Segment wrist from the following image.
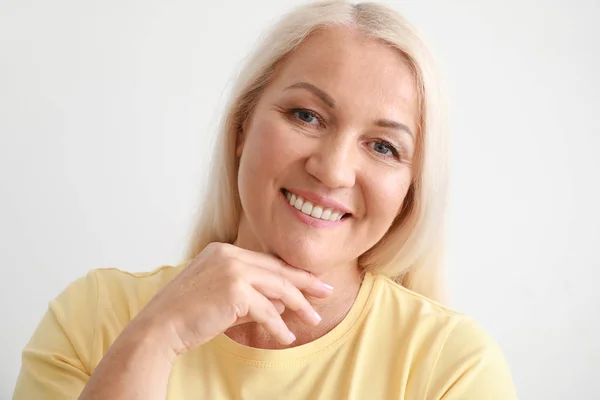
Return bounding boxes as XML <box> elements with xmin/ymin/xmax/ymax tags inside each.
<box><xmin>124</xmin><ymin>315</ymin><xmax>179</xmax><ymax>365</ymax></box>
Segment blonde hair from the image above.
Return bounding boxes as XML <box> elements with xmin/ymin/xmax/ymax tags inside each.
<box><xmin>185</xmin><ymin>0</ymin><xmax>449</xmax><ymax>302</ymax></box>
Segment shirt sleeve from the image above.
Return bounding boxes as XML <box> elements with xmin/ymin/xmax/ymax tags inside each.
<box><xmin>425</xmin><ymin>317</ymin><xmax>518</xmax><ymax>400</ymax></box>
<box><xmin>13</xmin><ymin>271</ymin><xmax>99</xmax><ymax>399</ymax></box>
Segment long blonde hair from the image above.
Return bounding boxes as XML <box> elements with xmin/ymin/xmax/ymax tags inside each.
<box><xmin>185</xmin><ymin>0</ymin><xmax>449</xmax><ymax>302</ymax></box>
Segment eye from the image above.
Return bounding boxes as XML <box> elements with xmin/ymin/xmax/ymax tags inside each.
<box><xmin>370</xmin><ymin>140</ymin><xmax>400</xmax><ymax>158</ymax></box>
<box><xmin>291</xmin><ymin>109</ymin><xmax>321</xmax><ymax>126</ymax></box>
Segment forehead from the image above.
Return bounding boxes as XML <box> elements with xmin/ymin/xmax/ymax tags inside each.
<box><xmin>269</xmin><ymin>26</ymin><xmax>418</xmax><ymax>118</ymax></box>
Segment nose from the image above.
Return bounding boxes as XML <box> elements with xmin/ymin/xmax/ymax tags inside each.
<box><xmin>305</xmin><ymin>133</ymin><xmax>357</xmax><ymax>189</ymax></box>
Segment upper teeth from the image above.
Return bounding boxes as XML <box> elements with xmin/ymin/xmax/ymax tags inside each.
<box><xmin>284</xmin><ymin>190</ymin><xmax>346</xmax><ymax>221</ymax></box>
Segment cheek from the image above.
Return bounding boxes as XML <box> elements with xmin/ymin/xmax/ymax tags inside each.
<box><xmin>364</xmin><ymin>171</ymin><xmax>412</xmax><ymax>222</ymax></box>
<box><xmin>239</xmin><ymin>116</ymin><xmax>300</xmax><ymax>187</ymax></box>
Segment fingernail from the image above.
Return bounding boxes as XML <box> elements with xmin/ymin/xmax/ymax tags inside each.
<box><xmin>314</xmin><ymin>311</ymin><xmax>322</xmax><ymax>322</ymax></box>
<box><xmin>321</xmin><ymin>283</ymin><xmax>334</xmax><ymax>291</ymax></box>
<box><xmin>290</xmin><ymin>332</ymin><xmax>297</xmax><ymax>342</ymax></box>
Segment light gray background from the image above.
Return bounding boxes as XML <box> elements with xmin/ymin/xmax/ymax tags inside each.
<box><xmin>1</xmin><ymin>0</ymin><xmax>599</xmax><ymax>398</ymax></box>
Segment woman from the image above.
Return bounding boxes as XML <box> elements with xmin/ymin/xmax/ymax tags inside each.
<box><xmin>14</xmin><ymin>1</ymin><xmax>517</xmax><ymax>398</ymax></box>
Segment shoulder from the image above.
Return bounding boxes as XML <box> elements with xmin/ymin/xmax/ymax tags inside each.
<box><xmin>371</xmin><ymin>276</ymin><xmax>517</xmax><ymax>400</ymax></box>
<box><xmin>14</xmin><ymin>262</ymin><xmax>187</xmax><ymax>396</ymax></box>
<box><xmin>425</xmin><ymin>315</ymin><xmax>517</xmax><ymax>398</ymax></box>
<box><xmin>91</xmin><ymin>263</ymin><xmax>185</xmax><ymax>311</ymax></box>
<box><xmin>370</xmin><ymin>273</ymin><xmax>465</xmax><ymax>334</ymax></box>
<box><xmin>55</xmin><ymin>262</ymin><xmax>186</xmax><ymax>362</ymax></box>
<box><xmin>57</xmin><ymin>263</ymin><xmax>185</xmax><ymax>317</ymax></box>
<box><xmin>372</xmin><ymin>272</ymin><xmax>510</xmax><ymax>358</ymax></box>
<box><xmin>368</xmin><ymin>274</ymin><xmax>517</xmax><ymax>398</ymax></box>
<box><xmin>364</xmin><ymin>274</ymin><xmax>475</xmax><ymax>363</ymax></box>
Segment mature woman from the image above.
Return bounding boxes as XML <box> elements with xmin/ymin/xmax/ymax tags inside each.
<box><xmin>14</xmin><ymin>1</ymin><xmax>517</xmax><ymax>399</ymax></box>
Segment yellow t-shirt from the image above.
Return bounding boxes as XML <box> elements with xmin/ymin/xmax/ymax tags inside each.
<box><xmin>14</xmin><ymin>264</ymin><xmax>517</xmax><ymax>399</ymax></box>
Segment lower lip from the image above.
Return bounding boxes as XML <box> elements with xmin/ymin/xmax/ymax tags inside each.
<box><xmin>281</xmin><ymin>191</ymin><xmax>347</xmax><ymax>228</ymax></box>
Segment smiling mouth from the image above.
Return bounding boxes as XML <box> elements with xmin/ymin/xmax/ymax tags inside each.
<box><xmin>281</xmin><ymin>189</ymin><xmax>351</xmax><ymax>221</ymax></box>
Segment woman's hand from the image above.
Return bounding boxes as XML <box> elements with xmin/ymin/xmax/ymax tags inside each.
<box><xmin>79</xmin><ymin>243</ymin><xmax>333</xmax><ymax>399</ymax></box>
<box><xmin>132</xmin><ymin>242</ymin><xmax>333</xmax><ymax>357</ymax></box>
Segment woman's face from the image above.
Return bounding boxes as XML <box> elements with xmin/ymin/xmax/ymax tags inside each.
<box><xmin>236</xmin><ymin>26</ymin><xmax>418</xmax><ymax>274</ymax></box>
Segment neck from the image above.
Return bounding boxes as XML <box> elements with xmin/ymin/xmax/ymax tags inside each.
<box><xmin>227</xmin><ymin>215</ymin><xmax>363</xmax><ymax>349</ymax></box>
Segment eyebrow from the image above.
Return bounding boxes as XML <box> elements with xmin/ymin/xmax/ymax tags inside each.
<box><xmin>375</xmin><ymin>119</ymin><xmax>414</xmax><ymax>138</ymax></box>
<box><xmin>284</xmin><ymin>82</ymin><xmax>336</xmax><ymax>108</ymax></box>
<box><xmin>284</xmin><ymin>81</ymin><xmax>414</xmax><ymax>138</ymax></box>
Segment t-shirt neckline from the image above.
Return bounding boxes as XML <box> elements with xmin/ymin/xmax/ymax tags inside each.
<box><xmin>210</xmin><ymin>272</ymin><xmax>377</xmax><ymax>366</ymax></box>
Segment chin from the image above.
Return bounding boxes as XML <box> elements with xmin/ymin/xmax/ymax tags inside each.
<box><xmin>270</xmin><ymin>238</ymin><xmax>341</xmax><ymax>275</ymax></box>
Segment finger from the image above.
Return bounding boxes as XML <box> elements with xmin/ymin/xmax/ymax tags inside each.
<box><xmin>278</xmin><ymin>265</ymin><xmax>334</xmax><ymax>299</ymax></box>
<box><xmin>271</xmin><ymin>299</ymin><xmax>285</xmax><ymax>314</ymax></box>
<box><xmin>236</xmin><ymin>298</ymin><xmax>285</xmax><ymax>325</ymax></box>
<box><xmin>242</xmin><ymin>265</ymin><xmax>321</xmax><ymax>326</ymax></box>
<box><xmin>233</xmin><ymin>248</ymin><xmax>334</xmax><ymax>298</ymax></box>
<box><xmin>244</xmin><ymin>288</ymin><xmax>296</xmax><ymax>345</ymax></box>
<box><xmin>235</xmin><ymin>299</ymin><xmax>285</xmax><ymax>326</ymax></box>
<box><xmin>253</xmin><ymin>269</ymin><xmax>322</xmax><ymax>326</ymax></box>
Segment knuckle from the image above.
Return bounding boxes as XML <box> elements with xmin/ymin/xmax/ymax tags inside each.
<box><xmin>210</xmin><ymin>242</ymin><xmax>230</xmax><ymax>257</ymax></box>
<box><xmin>231</xmin><ymin>300</ymin><xmax>249</xmax><ymax>318</ymax></box>
<box><xmin>279</xmin><ymin>274</ymin><xmax>291</xmax><ymax>292</ymax></box>
<box><xmin>204</xmin><ymin>242</ymin><xmax>219</xmax><ymax>254</ymax></box>
<box><xmin>205</xmin><ymin>242</ymin><xmax>217</xmax><ymax>251</ymax></box>
<box><xmin>226</xmin><ymin>278</ymin><xmax>246</xmax><ymax>298</ymax></box>
<box><xmin>264</xmin><ymin>304</ymin><xmax>280</xmax><ymax>321</ymax></box>
<box><xmin>305</xmin><ymin>271</ymin><xmax>319</xmax><ymax>286</ymax></box>
<box><xmin>223</xmin><ymin>261</ymin><xmax>242</xmax><ymax>278</ymax></box>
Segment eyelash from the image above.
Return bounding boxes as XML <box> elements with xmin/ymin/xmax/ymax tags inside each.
<box><xmin>371</xmin><ymin>140</ymin><xmax>401</xmax><ymax>159</ymax></box>
<box><xmin>286</xmin><ymin>107</ymin><xmax>403</xmax><ymax>161</ymax></box>
<box><xmin>289</xmin><ymin>108</ymin><xmax>324</xmax><ymax>128</ymax></box>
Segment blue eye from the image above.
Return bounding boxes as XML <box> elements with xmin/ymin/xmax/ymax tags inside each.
<box><xmin>292</xmin><ymin>109</ymin><xmax>320</xmax><ymax>125</ymax></box>
<box><xmin>371</xmin><ymin>141</ymin><xmax>399</xmax><ymax>158</ymax></box>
